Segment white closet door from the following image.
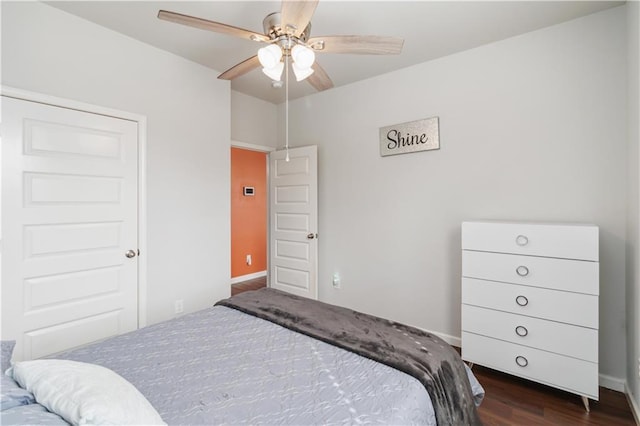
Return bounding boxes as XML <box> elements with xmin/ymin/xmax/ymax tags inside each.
<box><xmin>269</xmin><ymin>146</ymin><xmax>318</xmax><ymax>299</ymax></box>
<box><xmin>1</xmin><ymin>96</ymin><xmax>139</xmax><ymax>361</ymax></box>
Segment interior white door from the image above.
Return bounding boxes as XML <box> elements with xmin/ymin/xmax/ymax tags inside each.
<box><xmin>1</xmin><ymin>96</ymin><xmax>139</xmax><ymax>361</ymax></box>
<box><xmin>269</xmin><ymin>145</ymin><xmax>318</xmax><ymax>299</ymax></box>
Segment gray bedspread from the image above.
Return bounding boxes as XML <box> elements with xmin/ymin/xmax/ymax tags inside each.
<box><xmin>217</xmin><ymin>288</ymin><xmax>482</xmax><ymax>426</ymax></box>
<box><xmin>57</xmin><ymin>308</ymin><xmax>419</xmax><ymax>423</ymax></box>
<box><xmin>52</xmin><ymin>301</ymin><xmax>483</xmax><ymax>425</ymax></box>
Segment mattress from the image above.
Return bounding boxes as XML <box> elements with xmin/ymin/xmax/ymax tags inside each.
<box><xmin>56</xmin><ymin>305</ymin><xmax>484</xmax><ymax>425</ymax></box>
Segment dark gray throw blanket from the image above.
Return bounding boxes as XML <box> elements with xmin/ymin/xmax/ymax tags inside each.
<box><xmin>216</xmin><ymin>288</ymin><xmax>482</xmax><ymax>426</ymax></box>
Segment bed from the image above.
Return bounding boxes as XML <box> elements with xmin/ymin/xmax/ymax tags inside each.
<box><xmin>2</xmin><ymin>288</ymin><xmax>484</xmax><ymax>425</ymax></box>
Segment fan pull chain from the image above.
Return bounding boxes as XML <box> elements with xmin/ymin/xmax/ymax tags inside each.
<box><xmin>285</xmin><ymin>53</ymin><xmax>290</xmax><ymax>162</ymax></box>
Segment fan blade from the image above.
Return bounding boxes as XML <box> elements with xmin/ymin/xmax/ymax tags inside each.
<box><xmin>158</xmin><ymin>10</ymin><xmax>270</xmax><ymax>42</ymax></box>
<box><xmin>307</xmin><ymin>62</ymin><xmax>333</xmax><ymax>92</ymax></box>
<box><xmin>218</xmin><ymin>56</ymin><xmax>261</xmax><ymax>80</ymax></box>
<box><xmin>280</xmin><ymin>0</ymin><xmax>319</xmax><ymax>38</ymax></box>
<box><xmin>308</xmin><ymin>35</ymin><xmax>404</xmax><ymax>55</ymax></box>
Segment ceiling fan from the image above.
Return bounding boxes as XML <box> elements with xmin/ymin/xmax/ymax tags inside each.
<box><xmin>157</xmin><ymin>0</ymin><xmax>404</xmax><ymax>92</ymax></box>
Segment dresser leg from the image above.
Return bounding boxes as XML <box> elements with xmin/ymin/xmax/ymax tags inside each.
<box><xmin>581</xmin><ymin>396</ymin><xmax>590</xmax><ymax>412</ymax></box>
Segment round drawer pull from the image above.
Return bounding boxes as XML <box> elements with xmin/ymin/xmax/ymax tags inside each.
<box><xmin>515</xmin><ymin>326</ymin><xmax>528</xmax><ymax>337</ymax></box>
<box><xmin>515</xmin><ymin>356</ymin><xmax>529</xmax><ymax>367</ymax></box>
<box><xmin>516</xmin><ymin>295</ymin><xmax>529</xmax><ymax>306</ymax></box>
<box><xmin>515</xmin><ymin>235</ymin><xmax>529</xmax><ymax>246</ymax></box>
<box><xmin>516</xmin><ymin>266</ymin><xmax>529</xmax><ymax>277</ymax></box>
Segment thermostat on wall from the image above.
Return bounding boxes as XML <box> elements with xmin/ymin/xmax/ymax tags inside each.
<box><xmin>243</xmin><ymin>186</ymin><xmax>255</xmax><ymax>196</ymax></box>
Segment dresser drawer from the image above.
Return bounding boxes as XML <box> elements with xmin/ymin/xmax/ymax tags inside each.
<box><xmin>462</xmin><ymin>250</ymin><xmax>599</xmax><ymax>295</ymax></box>
<box><xmin>462</xmin><ymin>221</ymin><xmax>598</xmax><ymax>261</ymax></box>
<box><xmin>462</xmin><ymin>332</ymin><xmax>598</xmax><ymax>398</ymax></box>
<box><xmin>462</xmin><ymin>278</ymin><xmax>598</xmax><ymax>328</ymax></box>
<box><xmin>462</xmin><ymin>305</ymin><xmax>598</xmax><ymax>362</ymax></box>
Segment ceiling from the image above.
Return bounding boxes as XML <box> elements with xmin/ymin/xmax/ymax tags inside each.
<box><xmin>47</xmin><ymin>1</ymin><xmax>623</xmax><ymax>104</ymax></box>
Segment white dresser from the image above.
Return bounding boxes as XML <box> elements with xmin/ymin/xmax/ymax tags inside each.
<box><xmin>461</xmin><ymin>221</ymin><xmax>599</xmax><ymax>409</ymax></box>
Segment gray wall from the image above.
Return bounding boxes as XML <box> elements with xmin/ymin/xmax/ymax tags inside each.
<box><xmin>281</xmin><ymin>6</ymin><xmax>629</xmax><ymax>383</ymax></box>
<box><xmin>626</xmin><ymin>0</ymin><xmax>640</xmax><ymax>418</ymax></box>
<box><xmin>2</xmin><ymin>2</ymin><xmax>231</xmax><ymax>325</ymax></box>
<box><xmin>231</xmin><ymin>90</ymin><xmax>278</xmax><ymax>148</ymax></box>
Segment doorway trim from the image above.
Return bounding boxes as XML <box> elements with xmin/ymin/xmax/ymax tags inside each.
<box><xmin>231</xmin><ymin>140</ymin><xmax>276</xmax><ymax>153</ymax></box>
<box><xmin>230</xmin><ymin>140</ymin><xmax>275</xmax><ymax>287</ymax></box>
<box><xmin>1</xmin><ymin>86</ymin><xmax>149</xmax><ymax>328</ymax></box>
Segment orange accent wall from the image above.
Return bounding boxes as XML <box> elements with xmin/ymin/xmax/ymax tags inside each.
<box><xmin>231</xmin><ymin>148</ymin><xmax>267</xmax><ymax>278</ymax></box>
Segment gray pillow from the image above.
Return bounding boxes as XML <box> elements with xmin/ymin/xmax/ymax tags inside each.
<box><xmin>0</xmin><ymin>375</ymin><xmax>35</xmax><ymax>411</ymax></box>
<box><xmin>1</xmin><ymin>341</ymin><xmax>15</xmax><ymax>373</ymax></box>
<box><xmin>0</xmin><ymin>402</ymin><xmax>68</xmax><ymax>425</ymax></box>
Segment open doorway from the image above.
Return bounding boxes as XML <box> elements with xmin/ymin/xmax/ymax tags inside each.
<box><xmin>230</xmin><ymin>145</ymin><xmax>269</xmax><ymax>295</ymax></box>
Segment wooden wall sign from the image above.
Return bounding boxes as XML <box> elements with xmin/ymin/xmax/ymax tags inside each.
<box><xmin>379</xmin><ymin>116</ymin><xmax>439</xmax><ymax>157</ymax></box>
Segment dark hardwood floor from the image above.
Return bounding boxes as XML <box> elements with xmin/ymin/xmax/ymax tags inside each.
<box><xmin>229</xmin><ymin>281</ymin><xmax>636</xmax><ymax>424</ymax></box>
<box><xmin>471</xmin><ymin>364</ymin><xmax>636</xmax><ymax>425</ymax></box>
<box><xmin>231</xmin><ymin>276</ymin><xmax>266</xmax><ymax>296</ymax></box>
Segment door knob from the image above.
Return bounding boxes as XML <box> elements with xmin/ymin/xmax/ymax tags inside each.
<box><xmin>307</xmin><ymin>233</ymin><xmax>316</xmax><ymax>239</ymax></box>
<box><xmin>125</xmin><ymin>249</ymin><xmax>137</xmax><ymax>258</ymax></box>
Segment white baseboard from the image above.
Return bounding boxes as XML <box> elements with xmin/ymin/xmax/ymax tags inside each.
<box><xmin>625</xmin><ymin>382</ymin><xmax>640</xmax><ymax>425</ymax></box>
<box><xmin>230</xmin><ymin>271</ymin><xmax>267</xmax><ymax>285</ymax></box>
<box><xmin>599</xmin><ymin>374</ymin><xmax>626</xmax><ymax>392</ymax></box>
<box><xmin>434</xmin><ymin>332</ymin><xmax>461</xmax><ymax>348</ymax></box>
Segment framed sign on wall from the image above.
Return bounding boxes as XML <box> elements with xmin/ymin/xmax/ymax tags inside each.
<box><xmin>379</xmin><ymin>116</ymin><xmax>439</xmax><ymax>157</ymax></box>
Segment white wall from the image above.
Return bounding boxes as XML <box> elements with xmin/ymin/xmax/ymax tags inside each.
<box><xmin>231</xmin><ymin>90</ymin><xmax>278</xmax><ymax>148</ymax></box>
<box><xmin>626</xmin><ymin>0</ymin><xmax>640</xmax><ymax>419</ymax></box>
<box><xmin>281</xmin><ymin>6</ymin><xmax>628</xmax><ymax>382</ymax></box>
<box><xmin>1</xmin><ymin>2</ymin><xmax>231</xmax><ymax>325</ymax></box>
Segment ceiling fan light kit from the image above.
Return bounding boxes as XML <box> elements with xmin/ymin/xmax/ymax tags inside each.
<box><xmin>258</xmin><ymin>42</ymin><xmax>315</xmax><ymax>83</ymax></box>
<box><xmin>291</xmin><ymin>44</ymin><xmax>315</xmax><ymax>69</ymax></box>
<box><xmin>258</xmin><ymin>43</ymin><xmax>285</xmax><ymax>80</ymax></box>
<box><xmin>292</xmin><ymin>62</ymin><xmax>314</xmax><ymax>82</ymax></box>
<box><xmin>258</xmin><ymin>44</ymin><xmax>282</xmax><ymax>69</ymax></box>
<box><xmin>262</xmin><ymin>61</ymin><xmax>285</xmax><ymax>82</ymax></box>
<box><xmin>157</xmin><ymin>0</ymin><xmax>404</xmax><ymax>91</ymax></box>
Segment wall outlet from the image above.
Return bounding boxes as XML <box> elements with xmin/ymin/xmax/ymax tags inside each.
<box><xmin>332</xmin><ymin>273</ymin><xmax>341</xmax><ymax>289</ymax></box>
<box><xmin>246</xmin><ymin>254</ymin><xmax>252</xmax><ymax>266</ymax></box>
<box><xmin>174</xmin><ymin>299</ymin><xmax>184</xmax><ymax>315</ymax></box>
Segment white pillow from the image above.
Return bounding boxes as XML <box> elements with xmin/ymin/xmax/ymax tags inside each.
<box><xmin>9</xmin><ymin>360</ymin><xmax>165</xmax><ymax>425</ymax></box>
